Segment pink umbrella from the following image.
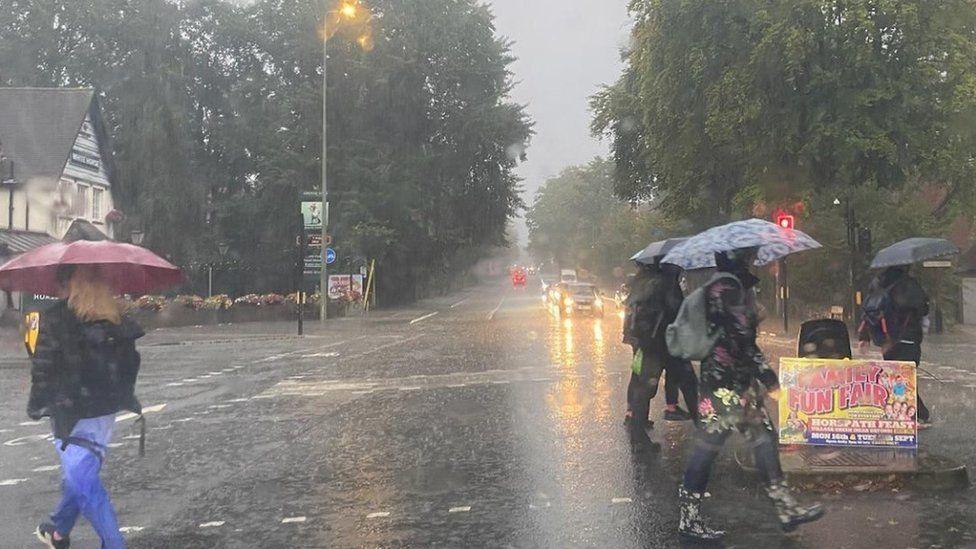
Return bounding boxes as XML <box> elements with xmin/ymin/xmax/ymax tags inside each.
<box><xmin>0</xmin><ymin>240</ymin><xmax>183</xmax><ymax>295</ymax></box>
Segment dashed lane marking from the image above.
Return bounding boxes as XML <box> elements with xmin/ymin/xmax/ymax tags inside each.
<box><xmin>165</xmin><ymin>382</ymin><xmax>185</xmax><ymax>387</ymax></box>
<box><xmin>281</xmin><ymin>516</ymin><xmax>307</xmax><ymax>524</ymax></box>
<box><xmin>410</xmin><ymin>312</ymin><xmax>439</xmax><ymax>325</ymax></box>
<box><xmin>0</xmin><ymin>478</ymin><xmax>29</xmax><ymax>486</ymax></box>
<box><xmin>119</xmin><ymin>526</ymin><xmax>145</xmax><ymax>533</ymax></box>
<box><xmin>0</xmin><ymin>429</ymin><xmax>11</xmax><ymax>434</ymax></box>
<box><xmin>19</xmin><ymin>420</ymin><xmax>44</xmax><ymax>426</ymax></box>
<box><xmin>4</xmin><ymin>434</ymin><xmax>51</xmax><ymax>447</ymax></box>
<box><xmin>487</xmin><ymin>298</ymin><xmax>505</xmax><ymax>321</ymax></box>
<box><xmin>445</xmin><ymin>384</ymin><xmax>467</xmax><ymax>388</ymax></box>
<box><xmin>399</xmin><ymin>386</ymin><xmax>422</xmax><ymax>391</ymax></box>
<box><xmin>529</xmin><ymin>502</ymin><xmax>551</xmax><ymax>509</ymax></box>
<box><xmin>611</xmin><ymin>497</ymin><xmax>633</xmax><ymax>504</ymax></box>
<box><xmin>366</xmin><ymin>512</ymin><xmax>390</xmax><ymax>519</ymax></box>
<box><xmin>32</xmin><ymin>465</ymin><xmax>59</xmax><ymax>472</ymax></box>
<box><xmin>116</xmin><ymin>403</ymin><xmax>166</xmax><ymax>423</ymax></box>
<box><xmin>450</xmin><ymin>298</ymin><xmax>468</xmax><ymax>308</ymax></box>
<box><xmin>227</xmin><ymin>398</ymin><xmax>249</xmax><ymax>403</ymax></box>
<box><xmin>199</xmin><ymin>521</ymin><xmax>225</xmax><ymax>528</ymax></box>
<box><xmin>449</xmin><ymin>506</ymin><xmax>471</xmax><ymax>513</ymax></box>
<box><xmin>107</xmin><ymin>443</ymin><xmax>123</xmax><ymax>449</ymax></box>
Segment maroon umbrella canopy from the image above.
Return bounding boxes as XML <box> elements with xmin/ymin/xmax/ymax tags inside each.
<box><xmin>0</xmin><ymin>240</ymin><xmax>183</xmax><ymax>295</ymax></box>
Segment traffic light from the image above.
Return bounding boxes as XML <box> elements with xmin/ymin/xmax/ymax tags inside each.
<box><xmin>776</xmin><ymin>213</ymin><xmax>795</xmax><ymax>230</ymax></box>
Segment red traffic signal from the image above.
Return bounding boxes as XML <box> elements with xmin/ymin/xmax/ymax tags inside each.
<box><xmin>776</xmin><ymin>213</ymin><xmax>795</xmax><ymax>230</ymax></box>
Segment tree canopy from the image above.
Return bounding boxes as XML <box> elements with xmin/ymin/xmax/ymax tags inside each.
<box><xmin>527</xmin><ymin>158</ymin><xmax>675</xmax><ymax>279</ymax></box>
<box><xmin>594</xmin><ymin>0</ymin><xmax>976</xmax><ymax>229</ymax></box>
<box><xmin>0</xmin><ymin>0</ymin><xmax>532</xmax><ymax>302</ymax></box>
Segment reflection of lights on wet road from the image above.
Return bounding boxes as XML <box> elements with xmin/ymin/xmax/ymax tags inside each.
<box><xmin>593</xmin><ymin>320</ymin><xmax>603</xmax><ymax>344</ymax></box>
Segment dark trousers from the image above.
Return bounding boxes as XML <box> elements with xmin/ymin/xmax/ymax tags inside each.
<box><xmin>627</xmin><ymin>349</ymin><xmax>665</xmax><ymax>428</ymax></box>
<box><xmin>884</xmin><ymin>341</ymin><xmax>930</xmax><ymax>422</ymax></box>
<box><xmin>664</xmin><ymin>359</ymin><xmax>699</xmax><ymax>417</ymax></box>
<box><xmin>627</xmin><ymin>350</ymin><xmax>698</xmax><ymax>425</ymax></box>
<box><xmin>683</xmin><ymin>428</ymin><xmax>782</xmax><ymax>493</ymax></box>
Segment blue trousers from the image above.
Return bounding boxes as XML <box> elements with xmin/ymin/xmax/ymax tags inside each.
<box><xmin>50</xmin><ymin>414</ymin><xmax>126</xmax><ymax>549</ymax></box>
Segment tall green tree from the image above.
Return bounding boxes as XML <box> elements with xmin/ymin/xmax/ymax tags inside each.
<box><xmin>527</xmin><ymin>158</ymin><xmax>671</xmax><ymax>279</ymax></box>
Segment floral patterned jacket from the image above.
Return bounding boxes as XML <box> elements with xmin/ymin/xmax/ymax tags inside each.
<box><xmin>699</xmin><ymin>276</ymin><xmax>779</xmax><ymax>394</ymax></box>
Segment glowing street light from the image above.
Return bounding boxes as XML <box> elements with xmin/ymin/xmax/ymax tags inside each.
<box><xmin>339</xmin><ymin>1</ymin><xmax>358</xmax><ymax>20</ymax></box>
<box><xmin>320</xmin><ymin>0</ymin><xmax>373</xmax><ymax>322</ymax></box>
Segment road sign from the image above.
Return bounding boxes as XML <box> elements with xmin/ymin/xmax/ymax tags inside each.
<box><xmin>923</xmin><ymin>260</ymin><xmax>953</xmax><ymax>268</ymax></box>
<box><xmin>326</xmin><ymin>248</ymin><xmax>337</xmax><ymax>265</ymax></box>
<box><xmin>301</xmin><ymin>201</ymin><xmax>323</xmax><ymax>230</ymax></box>
<box><xmin>308</xmin><ymin>234</ymin><xmax>323</xmax><ymax>247</ymax></box>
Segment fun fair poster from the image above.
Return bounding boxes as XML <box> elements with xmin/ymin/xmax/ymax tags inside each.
<box><xmin>778</xmin><ymin>358</ymin><xmax>918</xmax><ymax>448</ymax></box>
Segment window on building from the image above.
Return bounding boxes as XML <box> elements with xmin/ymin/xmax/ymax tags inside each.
<box><xmin>75</xmin><ymin>184</ymin><xmax>89</xmax><ymax>217</ymax></box>
<box><xmin>93</xmin><ymin>188</ymin><xmax>103</xmax><ymax>220</ymax></box>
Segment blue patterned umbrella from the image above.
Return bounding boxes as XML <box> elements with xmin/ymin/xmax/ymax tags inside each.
<box><xmin>661</xmin><ymin>218</ymin><xmax>822</xmax><ymax>270</ymax></box>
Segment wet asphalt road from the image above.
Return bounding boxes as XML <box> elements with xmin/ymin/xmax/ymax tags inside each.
<box><xmin>1</xmin><ymin>280</ymin><xmax>975</xmax><ymax>548</ymax></box>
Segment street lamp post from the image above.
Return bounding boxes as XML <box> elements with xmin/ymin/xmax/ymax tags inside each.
<box><xmin>320</xmin><ymin>0</ymin><xmax>370</xmax><ymax>323</ymax></box>
<box><xmin>321</xmin><ymin>8</ymin><xmax>330</xmax><ymax>322</ymax></box>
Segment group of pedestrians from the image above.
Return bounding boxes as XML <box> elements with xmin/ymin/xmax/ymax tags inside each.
<box><xmin>621</xmin><ymin>246</ymin><xmax>824</xmax><ymax>541</ymax></box>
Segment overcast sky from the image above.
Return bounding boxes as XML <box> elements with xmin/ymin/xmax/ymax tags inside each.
<box><xmin>485</xmin><ymin>0</ymin><xmax>632</xmax><ymax>240</ymax></box>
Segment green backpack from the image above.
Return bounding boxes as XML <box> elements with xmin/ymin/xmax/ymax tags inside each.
<box><xmin>666</xmin><ymin>273</ymin><xmax>741</xmax><ymax>360</ymax></box>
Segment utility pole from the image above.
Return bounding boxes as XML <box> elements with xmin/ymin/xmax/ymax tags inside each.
<box><xmin>320</xmin><ymin>20</ymin><xmax>330</xmax><ymax>322</ymax></box>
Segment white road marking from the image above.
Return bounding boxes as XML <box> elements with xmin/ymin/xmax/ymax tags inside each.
<box><xmin>300</xmin><ymin>352</ymin><xmax>340</xmax><ymax>358</ymax></box>
<box><xmin>165</xmin><ymin>382</ymin><xmax>184</xmax><ymax>387</ymax></box>
<box><xmin>281</xmin><ymin>516</ymin><xmax>307</xmax><ymax>524</ymax></box>
<box><xmin>122</xmin><ymin>435</ymin><xmax>142</xmax><ymax>440</ymax></box>
<box><xmin>351</xmin><ymin>390</ymin><xmax>375</xmax><ymax>395</ymax></box>
<box><xmin>19</xmin><ymin>420</ymin><xmax>44</xmax><ymax>426</ymax></box>
<box><xmin>409</xmin><ymin>312</ymin><xmax>439</xmax><ymax>325</ymax></box>
<box><xmin>0</xmin><ymin>429</ymin><xmax>11</xmax><ymax>434</ymax></box>
<box><xmin>4</xmin><ymin>434</ymin><xmax>49</xmax><ymax>447</ymax></box>
<box><xmin>115</xmin><ymin>403</ymin><xmax>166</xmax><ymax>423</ymax></box>
<box><xmin>450</xmin><ymin>298</ymin><xmax>468</xmax><ymax>308</ymax></box>
<box><xmin>208</xmin><ymin>404</ymin><xmax>232</xmax><ymax>410</ymax></box>
<box><xmin>227</xmin><ymin>398</ymin><xmax>249</xmax><ymax>403</ymax></box>
<box><xmin>488</xmin><ymin>298</ymin><xmax>505</xmax><ymax>321</ymax></box>
<box><xmin>360</xmin><ymin>334</ymin><xmax>427</xmax><ymax>357</ymax></box>
<box><xmin>445</xmin><ymin>384</ymin><xmax>467</xmax><ymax>388</ymax></box>
<box><xmin>399</xmin><ymin>386</ymin><xmax>422</xmax><ymax>391</ymax></box>
<box><xmin>182</xmin><ymin>378</ymin><xmax>199</xmax><ymax>383</ymax></box>
<box><xmin>490</xmin><ymin>380</ymin><xmax>510</xmax><ymax>385</ymax></box>
<box><xmin>366</xmin><ymin>512</ymin><xmax>390</xmax><ymax>519</ymax></box>
<box><xmin>107</xmin><ymin>443</ymin><xmax>123</xmax><ymax>449</ymax></box>
<box><xmin>221</xmin><ymin>368</ymin><xmax>236</xmax><ymax>373</ymax></box>
<box><xmin>32</xmin><ymin>465</ymin><xmax>60</xmax><ymax>472</ymax></box>
<box><xmin>448</xmin><ymin>506</ymin><xmax>471</xmax><ymax>513</ymax></box>
<box><xmin>173</xmin><ymin>418</ymin><xmax>196</xmax><ymax>423</ymax></box>
<box><xmin>119</xmin><ymin>526</ymin><xmax>145</xmax><ymax>533</ymax></box>
<box><xmin>199</xmin><ymin>521</ymin><xmax>225</xmax><ymax>528</ymax></box>
<box><xmin>0</xmin><ymin>478</ymin><xmax>29</xmax><ymax>486</ymax></box>
<box><xmin>611</xmin><ymin>497</ymin><xmax>632</xmax><ymax>504</ymax></box>
<box><xmin>252</xmin><ymin>337</ymin><xmax>360</xmax><ymax>364</ymax></box>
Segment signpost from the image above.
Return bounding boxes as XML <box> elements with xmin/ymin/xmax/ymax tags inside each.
<box><xmin>778</xmin><ymin>358</ymin><xmax>918</xmax><ymax>448</ymax></box>
<box><xmin>325</xmin><ymin>247</ymin><xmax>336</xmax><ymax>265</ymax></box>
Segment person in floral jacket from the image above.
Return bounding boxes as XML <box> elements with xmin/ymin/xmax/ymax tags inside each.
<box><xmin>678</xmin><ymin>248</ymin><xmax>824</xmax><ymax>542</ymax></box>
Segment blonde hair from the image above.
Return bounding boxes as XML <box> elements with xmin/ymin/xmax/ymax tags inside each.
<box><xmin>67</xmin><ymin>266</ymin><xmax>122</xmax><ymax>324</ymax></box>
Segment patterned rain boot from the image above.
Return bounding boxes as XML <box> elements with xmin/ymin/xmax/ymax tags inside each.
<box><xmin>765</xmin><ymin>480</ymin><xmax>825</xmax><ymax>532</ymax></box>
<box><xmin>678</xmin><ymin>486</ymin><xmax>726</xmax><ymax>542</ymax></box>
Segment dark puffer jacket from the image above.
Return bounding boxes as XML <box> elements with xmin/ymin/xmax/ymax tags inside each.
<box><xmin>27</xmin><ymin>300</ymin><xmax>144</xmax><ymax>444</ymax></box>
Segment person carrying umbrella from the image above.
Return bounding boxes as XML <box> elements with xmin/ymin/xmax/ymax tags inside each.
<box><xmin>856</xmin><ymin>238</ymin><xmax>957</xmax><ymax>427</ymax></box>
<box><xmin>0</xmin><ymin>240</ymin><xmax>181</xmax><ymax>549</ymax></box>
<box><xmin>662</xmin><ymin>220</ymin><xmax>824</xmax><ymax>541</ymax></box>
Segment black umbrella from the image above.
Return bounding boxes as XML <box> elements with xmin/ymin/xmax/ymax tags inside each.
<box><xmin>630</xmin><ymin>237</ymin><xmax>688</xmax><ymax>265</ymax></box>
<box><xmin>870</xmin><ymin>237</ymin><xmax>960</xmax><ymax>269</ymax></box>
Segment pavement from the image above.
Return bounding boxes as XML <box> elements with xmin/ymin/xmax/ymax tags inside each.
<box><xmin>0</xmin><ymin>281</ymin><xmax>974</xmax><ymax>548</ymax></box>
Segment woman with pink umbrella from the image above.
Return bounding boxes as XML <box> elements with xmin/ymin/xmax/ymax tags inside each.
<box><xmin>0</xmin><ymin>240</ymin><xmax>181</xmax><ymax>549</ymax></box>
